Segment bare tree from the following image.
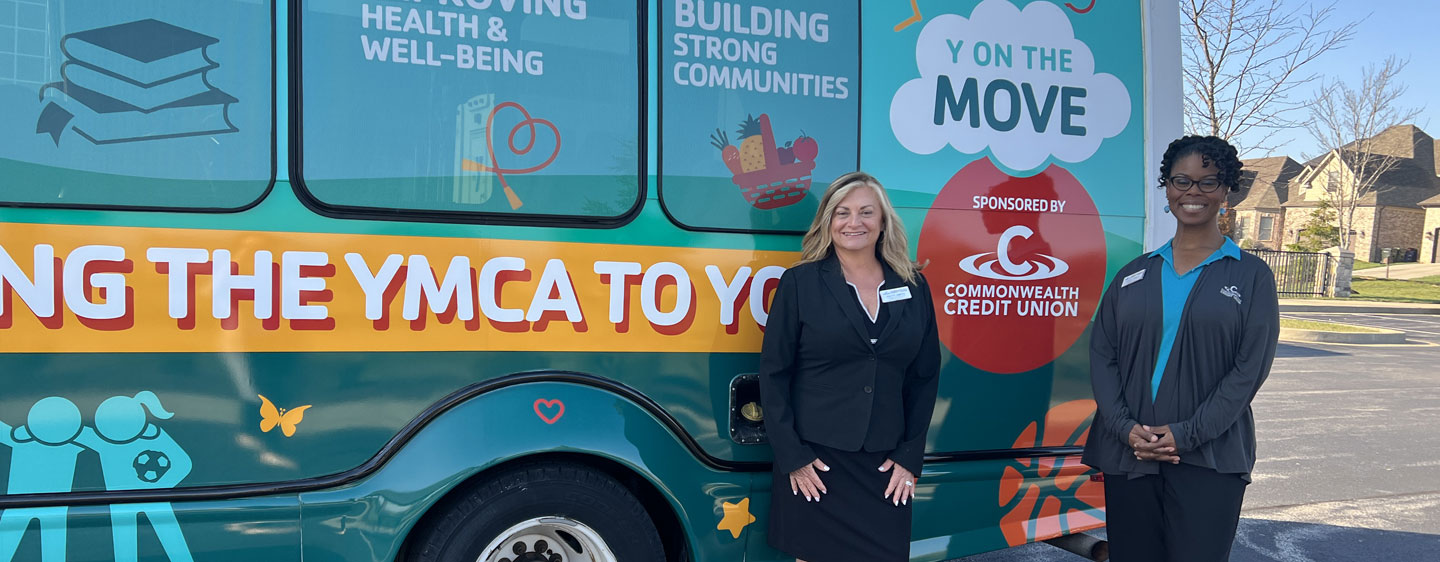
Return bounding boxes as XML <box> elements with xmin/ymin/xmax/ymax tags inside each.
<box><xmin>1181</xmin><ymin>0</ymin><xmax>1358</xmax><ymax>155</ymax></box>
<box><xmin>1304</xmin><ymin>56</ymin><xmax>1421</xmax><ymax>253</ymax></box>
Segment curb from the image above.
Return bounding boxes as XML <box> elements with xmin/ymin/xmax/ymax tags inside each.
<box><xmin>1279</xmin><ymin>327</ymin><xmax>1407</xmax><ymax>345</ymax></box>
<box><xmin>1278</xmin><ymin>303</ymin><xmax>1440</xmax><ymax>315</ymax></box>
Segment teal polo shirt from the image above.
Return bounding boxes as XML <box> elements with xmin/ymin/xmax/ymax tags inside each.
<box><xmin>1149</xmin><ymin>237</ymin><xmax>1243</xmax><ymax>400</ymax></box>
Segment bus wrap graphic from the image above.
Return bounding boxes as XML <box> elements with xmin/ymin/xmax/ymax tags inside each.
<box><xmin>709</xmin><ymin>113</ymin><xmax>818</xmax><ymax>210</ymax></box>
<box><xmin>458</xmin><ymin>101</ymin><xmax>562</xmax><ymax>210</ymax></box>
<box><xmin>958</xmin><ymin>225</ymin><xmax>1071</xmax><ymax>281</ymax></box>
<box><xmin>0</xmin><ymin>392</ymin><xmax>194</xmax><ymax>562</ymax></box>
<box><xmin>887</xmin><ymin>0</ymin><xmax>1131</xmax><ymax>172</ymax></box>
<box><xmin>998</xmin><ymin>400</ymin><xmax>1104</xmax><ymax>547</ymax></box>
<box><xmin>37</xmin><ymin>19</ymin><xmax>239</xmax><ymax>146</ymax></box>
<box><xmin>0</xmin><ymin>223</ymin><xmax>794</xmax><ymax>354</ymax></box>
<box><xmin>917</xmin><ymin>158</ymin><xmax>1105</xmax><ymax>374</ymax></box>
<box><xmin>660</xmin><ymin>0</ymin><xmax>859</xmax><ymax>230</ymax></box>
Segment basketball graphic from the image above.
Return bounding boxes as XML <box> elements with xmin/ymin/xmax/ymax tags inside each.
<box><xmin>997</xmin><ymin>400</ymin><xmax>1106</xmax><ymax>546</ymax></box>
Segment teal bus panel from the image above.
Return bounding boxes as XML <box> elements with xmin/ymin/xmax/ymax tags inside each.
<box><xmin>0</xmin><ymin>0</ymin><xmax>274</xmax><ymax>209</ymax></box>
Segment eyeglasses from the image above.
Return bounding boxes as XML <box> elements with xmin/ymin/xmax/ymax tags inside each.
<box><xmin>1167</xmin><ymin>176</ymin><xmax>1223</xmax><ymax>193</ymax></box>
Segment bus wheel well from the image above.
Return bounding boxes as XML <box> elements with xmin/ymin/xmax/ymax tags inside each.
<box><xmin>397</xmin><ymin>452</ymin><xmax>690</xmax><ymax>562</ymax></box>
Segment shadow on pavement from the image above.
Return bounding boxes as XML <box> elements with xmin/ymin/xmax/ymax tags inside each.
<box><xmin>1275</xmin><ymin>343</ymin><xmax>1350</xmax><ymax>359</ymax></box>
<box><xmin>947</xmin><ymin>518</ymin><xmax>1440</xmax><ymax>561</ymax></box>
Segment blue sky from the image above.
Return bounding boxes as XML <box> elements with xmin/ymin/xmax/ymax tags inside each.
<box><xmin>1228</xmin><ymin>0</ymin><xmax>1438</xmax><ymax>160</ymax></box>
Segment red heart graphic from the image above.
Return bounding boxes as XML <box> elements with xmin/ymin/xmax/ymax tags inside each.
<box><xmin>534</xmin><ymin>399</ymin><xmax>564</xmax><ymax>424</ymax></box>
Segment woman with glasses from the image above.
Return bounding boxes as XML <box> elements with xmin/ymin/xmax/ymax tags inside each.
<box><xmin>1082</xmin><ymin>135</ymin><xmax>1280</xmax><ymax>561</ymax></box>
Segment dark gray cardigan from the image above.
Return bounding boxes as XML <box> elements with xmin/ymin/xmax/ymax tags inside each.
<box><xmin>1082</xmin><ymin>250</ymin><xmax>1280</xmax><ymax>480</ymax></box>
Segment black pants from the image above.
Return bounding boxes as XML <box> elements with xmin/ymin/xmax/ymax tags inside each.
<box><xmin>1104</xmin><ymin>462</ymin><xmax>1248</xmax><ymax>562</ymax></box>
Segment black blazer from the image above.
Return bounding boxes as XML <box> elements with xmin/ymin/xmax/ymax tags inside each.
<box><xmin>758</xmin><ymin>254</ymin><xmax>941</xmax><ymax>475</ymax></box>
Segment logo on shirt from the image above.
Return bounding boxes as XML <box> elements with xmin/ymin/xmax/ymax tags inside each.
<box><xmin>1220</xmin><ymin>285</ymin><xmax>1242</xmax><ymax>304</ymax></box>
<box><xmin>958</xmin><ymin>225</ymin><xmax>1071</xmax><ymax>281</ymax></box>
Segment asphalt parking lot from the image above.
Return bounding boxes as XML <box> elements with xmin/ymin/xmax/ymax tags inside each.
<box><xmin>951</xmin><ymin>312</ymin><xmax>1440</xmax><ymax>561</ymax></box>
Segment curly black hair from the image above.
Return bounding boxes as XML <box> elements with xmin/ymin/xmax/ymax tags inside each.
<box><xmin>1157</xmin><ymin>135</ymin><xmax>1243</xmax><ymax>191</ymax></box>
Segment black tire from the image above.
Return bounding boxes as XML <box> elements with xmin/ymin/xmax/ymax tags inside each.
<box><xmin>406</xmin><ymin>461</ymin><xmax>667</xmax><ymax>562</ymax></box>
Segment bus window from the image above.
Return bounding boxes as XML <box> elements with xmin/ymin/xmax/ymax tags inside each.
<box><xmin>295</xmin><ymin>0</ymin><xmax>642</xmax><ymax>222</ymax></box>
<box><xmin>0</xmin><ymin>1</ymin><xmax>274</xmax><ymax>210</ymax></box>
<box><xmin>658</xmin><ymin>0</ymin><xmax>859</xmax><ymax>233</ymax></box>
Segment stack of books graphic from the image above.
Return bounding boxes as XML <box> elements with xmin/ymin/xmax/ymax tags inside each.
<box><xmin>45</xmin><ymin>19</ymin><xmax>238</xmax><ymax>144</ymax></box>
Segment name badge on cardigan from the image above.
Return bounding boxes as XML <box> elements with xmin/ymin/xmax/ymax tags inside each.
<box><xmin>1122</xmin><ymin>270</ymin><xmax>1146</xmax><ymax>287</ymax></box>
<box><xmin>880</xmin><ymin>286</ymin><xmax>912</xmax><ymax>303</ymax></box>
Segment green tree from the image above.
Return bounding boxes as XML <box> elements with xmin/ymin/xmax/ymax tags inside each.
<box><xmin>1285</xmin><ymin>200</ymin><xmax>1340</xmax><ymax>252</ymax></box>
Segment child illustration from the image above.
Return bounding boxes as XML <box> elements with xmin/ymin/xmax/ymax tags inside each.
<box><xmin>76</xmin><ymin>391</ymin><xmax>194</xmax><ymax>562</ymax></box>
<box><xmin>0</xmin><ymin>397</ymin><xmax>85</xmax><ymax>562</ymax></box>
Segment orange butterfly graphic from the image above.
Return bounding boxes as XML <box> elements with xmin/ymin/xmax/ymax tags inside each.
<box><xmin>258</xmin><ymin>394</ymin><xmax>312</xmax><ymax>437</ymax></box>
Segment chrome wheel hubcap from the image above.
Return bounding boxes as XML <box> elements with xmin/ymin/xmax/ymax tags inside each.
<box><xmin>478</xmin><ymin>517</ymin><xmax>618</xmax><ymax>562</ymax></box>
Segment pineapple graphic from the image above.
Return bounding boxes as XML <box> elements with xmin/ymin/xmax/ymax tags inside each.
<box><xmin>736</xmin><ymin>114</ymin><xmax>767</xmax><ymax>173</ymax></box>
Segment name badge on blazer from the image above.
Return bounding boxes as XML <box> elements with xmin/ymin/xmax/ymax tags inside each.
<box><xmin>880</xmin><ymin>286</ymin><xmax>912</xmax><ymax>303</ymax></box>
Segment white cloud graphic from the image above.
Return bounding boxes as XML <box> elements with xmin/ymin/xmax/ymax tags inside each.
<box><xmin>889</xmin><ymin>0</ymin><xmax>1131</xmax><ymax>171</ymax></box>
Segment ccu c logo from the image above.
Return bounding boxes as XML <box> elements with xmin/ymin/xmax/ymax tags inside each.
<box><xmin>958</xmin><ymin>225</ymin><xmax>1070</xmax><ymax>281</ymax></box>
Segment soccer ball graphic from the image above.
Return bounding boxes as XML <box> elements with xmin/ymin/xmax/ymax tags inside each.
<box><xmin>132</xmin><ymin>450</ymin><xmax>172</xmax><ymax>483</ymax></box>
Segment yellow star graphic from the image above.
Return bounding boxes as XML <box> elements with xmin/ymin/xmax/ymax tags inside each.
<box><xmin>716</xmin><ymin>498</ymin><xmax>756</xmax><ymax>539</ymax></box>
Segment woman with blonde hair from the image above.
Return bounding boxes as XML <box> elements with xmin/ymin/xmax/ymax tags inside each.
<box><xmin>759</xmin><ymin>172</ymin><xmax>941</xmax><ymax>561</ymax></box>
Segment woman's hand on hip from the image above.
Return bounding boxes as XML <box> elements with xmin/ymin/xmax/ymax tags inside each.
<box><xmin>789</xmin><ymin>458</ymin><xmax>830</xmax><ymax>502</ymax></box>
<box><xmin>879</xmin><ymin>459</ymin><xmax>917</xmax><ymax>506</ymax></box>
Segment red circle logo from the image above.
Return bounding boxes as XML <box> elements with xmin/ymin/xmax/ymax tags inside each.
<box><xmin>917</xmin><ymin>159</ymin><xmax>1106</xmax><ymax>374</ymax></box>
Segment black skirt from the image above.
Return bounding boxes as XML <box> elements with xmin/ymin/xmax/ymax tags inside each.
<box><xmin>768</xmin><ymin>442</ymin><xmax>911</xmax><ymax>562</ymax></box>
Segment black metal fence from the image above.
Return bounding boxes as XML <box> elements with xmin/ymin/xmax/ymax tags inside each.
<box><xmin>1246</xmin><ymin>249</ymin><xmax>1333</xmax><ymax>297</ymax></box>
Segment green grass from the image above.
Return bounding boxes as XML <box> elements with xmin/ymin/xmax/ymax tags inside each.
<box><xmin>1348</xmin><ymin>278</ymin><xmax>1440</xmax><ymax>304</ymax></box>
<box><xmin>1352</xmin><ymin>260</ymin><xmax>1388</xmax><ymax>271</ymax></box>
<box><xmin>1414</xmin><ymin>275</ymin><xmax>1440</xmax><ymax>285</ymax></box>
<box><xmin>1280</xmin><ymin>318</ymin><xmax>1384</xmax><ymax>333</ymax></box>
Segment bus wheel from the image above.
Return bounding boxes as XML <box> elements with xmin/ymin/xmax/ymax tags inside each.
<box><xmin>407</xmin><ymin>461</ymin><xmax>666</xmax><ymax>562</ymax></box>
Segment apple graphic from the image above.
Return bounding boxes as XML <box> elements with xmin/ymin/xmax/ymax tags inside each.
<box><xmin>792</xmin><ymin>132</ymin><xmax>818</xmax><ymax>162</ymax></box>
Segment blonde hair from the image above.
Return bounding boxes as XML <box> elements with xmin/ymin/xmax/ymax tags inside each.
<box><xmin>798</xmin><ymin>172</ymin><xmax>921</xmax><ymax>284</ymax></box>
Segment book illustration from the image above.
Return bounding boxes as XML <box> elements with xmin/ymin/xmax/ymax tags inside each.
<box><xmin>708</xmin><ymin>113</ymin><xmax>817</xmax><ymax>210</ymax></box>
<box><xmin>35</xmin><ymin>19</ymin><xmax>238</xmax><ymax>146</ymax></box>
<box><xmin>59</xmin><ymin>19</ymin><xmax>219</xmax><ymax>86</ymax></box>
<box><xmin>61</xmin><ymin>62</ymin><xmax>214</xmax><ymax>112</ymax></box>
<box><xmin>41</xmin><ymin>83</ymin><xmax>239</xmax><ymax>145</ymax></box>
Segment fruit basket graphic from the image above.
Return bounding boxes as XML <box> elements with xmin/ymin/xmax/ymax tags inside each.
<box><xmin>711</xmin><ymin>113</ymin><xmax>816</xmax><ymax>210</ymax></box>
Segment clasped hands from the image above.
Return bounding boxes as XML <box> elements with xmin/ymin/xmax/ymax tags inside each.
<box><xmin>788</xmin><ymin>458</ymin><xmax>916</xmax><ymax>506</ymax></box>
<box><xmin>1129</xmin><ymin>423</ymin><xmax>1180</xmax><ymax>463</ymax></box>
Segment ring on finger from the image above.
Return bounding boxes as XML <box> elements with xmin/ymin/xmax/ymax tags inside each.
<box><xmin>904</xmin><ymin>481</ymin><xmax>913</xmax><ymax>487</ymax></box>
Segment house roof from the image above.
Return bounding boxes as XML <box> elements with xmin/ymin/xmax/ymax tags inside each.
<box><xmin>1285</xmin><ymin>125</ymin><xmax>1440</xmax><ymax>209</ymax></box>
<box><xmin>1285</xmin><ymin>157</ymin><xmax>1440</xmax><ymax>208</ymax></box>
<box><xmin>1421</xmin><ymin>192</ymin><xmax>1440</xmax><ymax>208</ymax></box>
<box><xmin>1371</xmin><ymin>160</ymin><xmax>1440</xmax><ymax>207</ymax></box>
<box><xmin>1347</xmin><ymin>124</ymin><xmax>1435</xmax><ymax>164</ymax></box>
<box><xmin>1233</xmin><ymin>156</ymin><xmax>1301</xmax><ymax>211</ymax></box>
<box><xmin>1434</xmin><ymin>137</ymin><xmax>1440</xmax><ymax>174</ymax></box>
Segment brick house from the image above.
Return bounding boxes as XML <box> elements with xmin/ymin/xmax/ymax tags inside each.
<box><xmin>1422</xmin><ymin>193</ymin><xmax>1440</xmax><ymax>263</ymax></box>
<box><xmin>1280</xmin><ymin>125</ymin><xmax>1440</xmax><ymax>262</ymax></box>
<box><xmin>1231</xmin><ymin>156</ymin><xmax>1303</xmax><ymax>249</ymax></box>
